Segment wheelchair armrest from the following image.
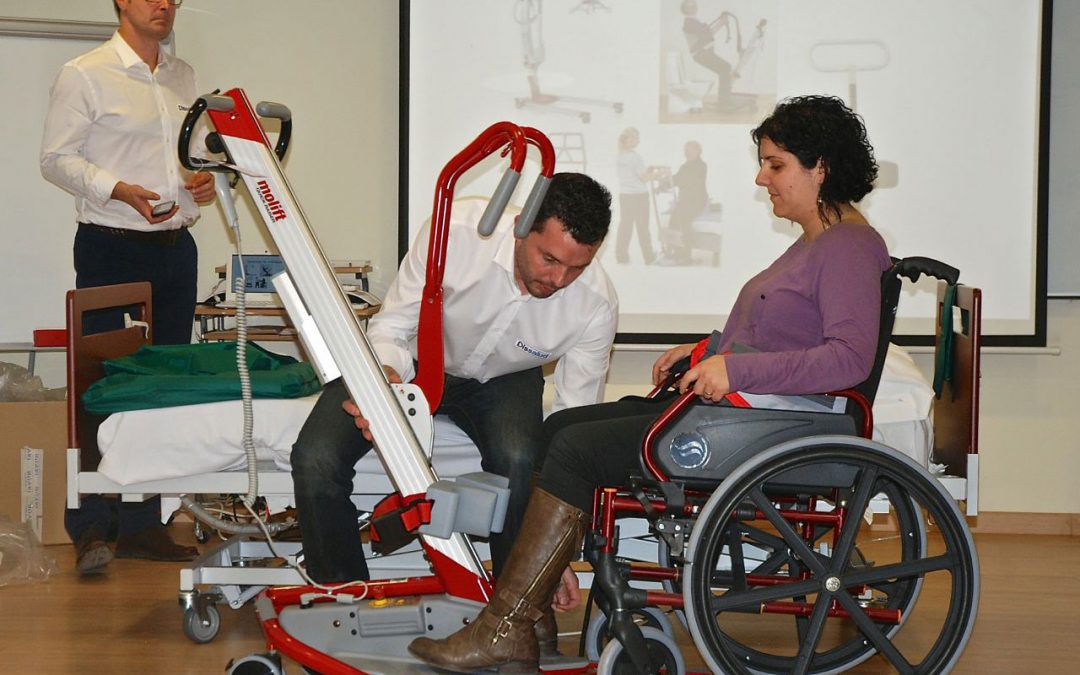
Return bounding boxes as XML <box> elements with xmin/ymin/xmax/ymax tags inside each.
<box><xmin>641</xmin><ymin>390</ymin><xmax>699</xmax><ymax>481</ymax></box>
<box><xmin>640</xmin><ymin>386</ymin><xmax>874</xmax><ymax>482</ymax></box>
<box><xmin>824</xmin><ymin>388</ymin><xmax>873</xmax><ymax>438</ymax></box>
<box><xmin>647</xmin><ymin>356</ymin><xmax>692</xmax><ymax>399</ymax></box>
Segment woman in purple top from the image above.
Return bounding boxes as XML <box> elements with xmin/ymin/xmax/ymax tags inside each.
<box><xmin>409</xmin><ymin>95</ymin><xmax>891</xmax><ymax>673</ymax></box>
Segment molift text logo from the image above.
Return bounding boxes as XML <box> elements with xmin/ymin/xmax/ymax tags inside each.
<box><xmin>256</xmin><ymin>180</ymin><xmax>287</xmax><ymax>222</ymax></box>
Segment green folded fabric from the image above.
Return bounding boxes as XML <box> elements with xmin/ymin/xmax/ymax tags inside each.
<box><xmin>83</xmin><ymin>341</ymin><xmax>320</xmax><ymax>414</ymax></box>
<box><xmin>933</xmin><ymin>284</ymin><xmax>958</xmax><ymax>400</ymax></box>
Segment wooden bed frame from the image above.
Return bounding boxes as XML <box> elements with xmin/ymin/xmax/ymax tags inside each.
<box><xmin>932</xmin><ymin>282</ymin><xmax>982</xmax><ymax>515</ymax></box>
<box><xmin>66</xmin><ymin>281</ymin><xmax>152</xmax><ymax>470</ymax></box>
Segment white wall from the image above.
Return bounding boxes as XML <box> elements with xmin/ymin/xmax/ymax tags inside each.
<box><xmin>172</xmin><ymin>0</ymin><xmax>400</xmax><ymax>302</ymax></box>
<box><xmin>5</xmin><ymin>2</ymin><xmax>1077</xmax><ymax>517</ymax></box>
<box><xmin>0</xmin><ymin>0</ymin><xmax>400</xmax><ymax>342</ymax></box>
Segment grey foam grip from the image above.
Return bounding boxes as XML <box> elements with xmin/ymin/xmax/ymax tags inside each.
<box><xmin>478</xmin><ymin>169</ymin><xmax>521</xmax><ymax>235</ymax></box>
<box><xmin>256</xmin><ymin>101</ymin><xmax>292</xmax><ymax>121</ymax></box>
<box><xmin>515</xmin><ymin>175</ymin><xmax>551</xmax><ymax>238</ymax></box>
<box><xmin>202</xmin><ymin>94</ymin><xmax>235</xmax><ymax>112</ymax></box>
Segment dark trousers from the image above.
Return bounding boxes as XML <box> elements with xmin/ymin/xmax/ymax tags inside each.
<box><xmin>535</xmin><ymin>396</ymin><xmax>672</xmax><ymax>513</ymax></box>
<box><xmin>65</xmin><ymin>225</ymin><xmax>198</xmax><ymax>542</ymax></box>
<box><xmin>615</xmin><ymin>193</ymin><xmax>654</xmax><ymax>263</ymax></box>
<box><xmin>291</xmin><ymin>367</ymin><xmax>545</xmax><ymax>583</ymax></box>
<box><xmin>538</xmin><ymin>393</ymin><xmax>803</xmax><ymax>513</ymax></box>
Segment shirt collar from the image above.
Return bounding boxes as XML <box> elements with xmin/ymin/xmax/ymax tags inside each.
<box><xmin>493</xmin><ymin>226</ymin><xmax>522</xmax><ymax>293</ymax></box>
<box><xmin>110</xmin><ymin>30</ymin><xmax>171</xmax><ymax>71</ymax></box>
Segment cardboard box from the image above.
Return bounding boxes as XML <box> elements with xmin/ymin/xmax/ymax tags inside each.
<box><xmin>0</xmin><ymin>401</ymin><xmax>69</xmax><ymax>545</ymax></box>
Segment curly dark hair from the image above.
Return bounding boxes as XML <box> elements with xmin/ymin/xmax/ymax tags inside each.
<box><xmin>531</xmin><ymin>172</ymin><xmax>612</xmax><ymax>245</ymax></box>
<box><xmin>751</xmin><ymin>95</ymin><xmax>878</xmax><ymax>217</ymax></box>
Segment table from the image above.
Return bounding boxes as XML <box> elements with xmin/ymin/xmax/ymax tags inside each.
<box><xmin>194</xmin><ymin>303</ymin><xmax>378</xmax><ymax>342</ymax></box>
<box><xmin>0</xmin><ymin>343</ymin><xmax>65</xmax><ymax>376</ymax></box>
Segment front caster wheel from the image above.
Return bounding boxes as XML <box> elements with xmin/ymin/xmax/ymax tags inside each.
<box><xmin>182</xmin><ymin>603</ymin><xmax>220</xmax><ymax>643</ymax></box>
<box><xmin>585</xmin><ymin>606</ymin><xmax>675</xmax><ymax>661</ymax></box>
<box><xmin>596</xmin><ymin>626</ymin><xmax>686</xmax><ymax>675</ymax></box>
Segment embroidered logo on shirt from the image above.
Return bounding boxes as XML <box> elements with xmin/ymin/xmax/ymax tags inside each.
<box><xmin>515</xmin><ymin>340</ymin><xmax>552</xmax><ymax>360</ymax></box>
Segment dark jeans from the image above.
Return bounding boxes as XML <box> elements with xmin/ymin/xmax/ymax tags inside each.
<box><xmin>615</xmin><ymin>193</ymin><xmax>654</xmax><ymax>263</ymax></box>
<box><xmin>292</xmin><ymin>367</ymin><xmax>545</xmax><ymax>583</ymax></box>
<box><xmin>536</xmin><ymin>395</ymin><xmax>672</xmax><ymax>513</ymax></box>
<box><xmin>65</xmin><ymin>225</ymin><xmax>198</xmax><ymax>543</ymax></box>
<box><xmin>539</xmin><ymin>393</ymin><xmax>862</xmax><ymax>515</ymax></box>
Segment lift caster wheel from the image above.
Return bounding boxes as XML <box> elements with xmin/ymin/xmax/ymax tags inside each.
<box><xmin>193</xmin><ymin>519</ymin><xmax>211</xmax><ymax>544</ymax></box>
<box><xmin>182</xmin><ymin>603</ymin><xmax>220</xmax><ymax>643</ymax></box>
<box><xmin>227</xmin><ymin>652</ymin><xmax>283</xmax><ymax>675</ymax></box>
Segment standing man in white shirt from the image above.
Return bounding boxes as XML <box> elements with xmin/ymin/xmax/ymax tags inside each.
<box><xmin>291</xmin><ymin>173</ymin><xmax>616</xmax><ymax>596</ymax></box>
<box><xmin>40</xmin><ymin>0</ymin><xmax>216</xmax><ymax>574</ymax></box>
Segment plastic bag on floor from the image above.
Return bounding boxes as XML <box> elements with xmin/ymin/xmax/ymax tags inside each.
<box><xmin>0</xmin><ymin>361</ymin><xmax>65</xmax><ymax>402</ymax></box>
<box><xmin>0</xmin><ymin>515</ymin><xmax>58</xmax><ymax>587</ymax></box>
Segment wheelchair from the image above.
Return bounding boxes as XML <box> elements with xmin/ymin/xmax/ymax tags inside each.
<box><xmin>580</xmin><ymin>256</ymin><xmax>980</xmax><ymax>674</ymax></box>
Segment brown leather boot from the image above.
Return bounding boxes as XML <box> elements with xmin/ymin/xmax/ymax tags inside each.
<box><xmin>535</xmin><ymin>605</ymin><xmax>561</xmax><ymax>658</ymax></box>
<box><xmin>408</xmin><ymin>489</ymin><xmax>586</xmax><ymax>673</ymax></box>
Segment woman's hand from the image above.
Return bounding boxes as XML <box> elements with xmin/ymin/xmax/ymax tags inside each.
<box><xmin>341</xmin><ymin>366</ymin><xmax>402</xmax><ymax>441</ymax></box>
<box><xmin>678</xmin><ymin>354</ymin><xmax>730</xmax><ymax>401</ymax></box>
<box><xmin>652</xmin><ymin>343</ymin><xmax>695</xmax><ymax>385</ymax></box>
<box><xmin>551</xmin><ymin>566</ymin><xmax>581</xmax><ymax>612</ymax></box>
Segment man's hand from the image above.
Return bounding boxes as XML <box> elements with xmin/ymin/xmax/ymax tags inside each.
<box><xmin>652</xmin><ymin>342</ymin><xmax>695</xmax><ymax>386</ymax></box>
<box><xmin>186</xmin><ymin>171</ymin><xmax>216</xmax><ymax>205</ymax></box>
<box><xmin>111</xmin><ymin>180</ymin><xmax>177</xmax><ymax>224</ymax></box>
<box><xmin>551</xmin><ymin>566</ymin><xmax>581</xmax><ymax>613</ymax></box>
<box><xmin>341</xmin><ymin>366</ymin><xmax>402</xmax><ymax>442</ymax></box>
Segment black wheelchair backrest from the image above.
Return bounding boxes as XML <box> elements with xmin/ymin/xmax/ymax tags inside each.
<box><xmin>852</xmin><ymin>256</ymin><xmax>960</xmax><ymax>407</ymax></box>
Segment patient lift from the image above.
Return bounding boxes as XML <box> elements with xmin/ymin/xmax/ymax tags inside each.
<box><xmin>177</xmin><ymin>89</ymin><xmax>594</xmax><ymax>673</ymax></box>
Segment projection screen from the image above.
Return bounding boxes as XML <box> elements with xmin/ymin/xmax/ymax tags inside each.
<box><xmin>404</xmin><ymin>0</ymin><xmax>1050</xmax><ymax>346</ymax></box>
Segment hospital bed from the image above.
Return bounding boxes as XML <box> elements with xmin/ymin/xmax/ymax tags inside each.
<box><xmin>63</xmin><ymin>281</ymin><xmax>488</xmax><ymax>642</ymax></box>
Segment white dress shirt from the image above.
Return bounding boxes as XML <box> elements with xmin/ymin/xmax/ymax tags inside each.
<box><xmin>40</xmin><ymin>32</ymin><xmax>200</xmax><ymax>232</ymax></box>
<box><xmin>368</xmin><ymin>198</ymin><xmax>619</xmax><ymax>413</ymax></box>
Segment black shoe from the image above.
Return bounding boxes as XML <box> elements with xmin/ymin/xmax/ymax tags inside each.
<box><xmin>75</xmin><ymin>530</ymin><xmax>113</xmax><ymax>575</ymax></box>
<box><xmin>115</xmin><ymin>527</ymin><xmax>198</xmax><ymax>562</ymax></box>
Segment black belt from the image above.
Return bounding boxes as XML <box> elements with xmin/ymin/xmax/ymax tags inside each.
<box><xmin>78</xmin><ymin>222</ymin><xmax>185</xmax><ymax>246</ymax></box>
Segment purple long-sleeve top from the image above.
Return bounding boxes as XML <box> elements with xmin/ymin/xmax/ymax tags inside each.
<box><xmin>718</xmin><ymin>222</ymin><xmax>891</xmax><ymax>395</ymax></box>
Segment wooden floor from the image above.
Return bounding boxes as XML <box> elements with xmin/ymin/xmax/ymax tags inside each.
<box><xmin>0</xmin><ymin>527</ymin><xmax>1077</xmax><ymax>674</ymax></box>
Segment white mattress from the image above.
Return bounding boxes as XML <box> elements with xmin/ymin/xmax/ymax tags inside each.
<box><xmin>869</xmin><ymin>343</ymin><xmax>935</xmax><ymax>466</ymax></box>
<box><xmin>96</xmin><ymin>396</ymin><xmax>482</xmax><ymax>486</ymax></box>
<box><xmin>95</xmin><ymin>344</ymin><xmax>934</xmax><ymax>486</ymax></box>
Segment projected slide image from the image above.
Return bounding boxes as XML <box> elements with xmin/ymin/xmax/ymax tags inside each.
<box><xmin>614</xmin><ymin>128</ymin><xmax>720</xmax><ymax>268</ymax></box>
<box><xmin>409</xmin><ymin>0</ymin><xmax>1047</xmax><ymax>340</ymax></box>
<box><xmin>512</xmin><ymin>0</ymin><xmax>624</xmax><ymax>124</ymax></box>
<box><xmin>659</xmin><ymin>0</ymin><xmax>777</xmax><ymax>124</ymax></box>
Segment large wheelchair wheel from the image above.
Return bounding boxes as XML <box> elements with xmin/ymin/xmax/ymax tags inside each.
<box><xmin>683</xmin><ymin>436</ymin><xmax>979</xmax><ymax>674</ymax></box>
<box><xmin>658</xmin><ymin>467</ymin><xmax>926</xmax><ymax>641</ymax></box>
